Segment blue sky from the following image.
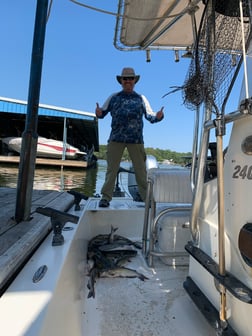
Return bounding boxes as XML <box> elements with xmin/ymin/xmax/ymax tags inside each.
<box><xmin>0</xmin><ymin>1</ymin><xmax>244</xmax><ymax>153</ymax></box>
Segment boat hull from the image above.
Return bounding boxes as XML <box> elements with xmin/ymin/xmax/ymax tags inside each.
<box><xmin>1</xmin><ymin>137</ymin><xmax>86</xmax><ymax>159</ymax></box>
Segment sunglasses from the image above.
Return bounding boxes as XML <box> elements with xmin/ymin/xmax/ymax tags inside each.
<box><xmin>122</xmin><ymin>77</ymin><xmax>135</xmax><ymax>81</ymax></box>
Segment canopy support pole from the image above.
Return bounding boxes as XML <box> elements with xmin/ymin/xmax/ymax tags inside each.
<box><xmin>15</xmin><ymin>0</ymin><xmax>49</xmax><ymax>222</ymax></box>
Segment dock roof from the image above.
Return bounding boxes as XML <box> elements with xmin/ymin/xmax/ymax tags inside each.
<box><xmin>0</xmin><ymin>96</ymin><xmax>96</xmax><ymax>121</ymax></box>
<box><xmin>0</xmin><ymin>96</ymin><xmax>99</xmax><ymax>151</ymax></box>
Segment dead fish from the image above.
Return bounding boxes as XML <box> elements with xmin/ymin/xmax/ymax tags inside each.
<box><xmin>87</xmin><ymin>258</ymin><xmax>95</xmax><ymax>273</ymax></box>
<box><xmin>99</xmin><ymin>266</ymin><xmax>148</xmax><ymax>281</ymax></box>
<box><xmin>102</xmin><ymin>249</ymin><xmax>137</xmax><ymax>265</ymax></box>
<box><xmin>98</xmin><ymin>237</ymin><xmax>141</xmax><ymax>251</ymax></box>
<box><xmin>88</xmin><ymin>226</ymin><xmax>118</xmax><ymax>251</ymax></box>
<box><xmin>108</xmin><ymin>226</ymin><xmax>118</xmax><ymax>243</ymax></box>
<box><xmin>113</xmin><ymin>235</ymin><xmax>142</xmax><ymax>249</ymax></box>
<box><xmin>87</xmin><ymin>228</ymin><xmax>143</xmax><ymax>298</ymax></box>
<box><xmin>87</xmin><ymin>267</ymin><xmax>99</xmax><ymax>298</ymax></box>
<box><xmin>98</xmin><ymin>243</ymin><xmax>140</xmax><ymax>251</ymax></box>
<box><xmin>88</xmin><ymin>227</ymin><xmax>141</xmax><ymax>252</ymax></box>
<box><xmin>88</xmin><ymin>247</ymin><xmax>116</xmax><ymax>270</ymax></box>
<box><xmin>102</xmin><ymin>249</ymin><xmax>137</xmax><ymax>259</ymax></box>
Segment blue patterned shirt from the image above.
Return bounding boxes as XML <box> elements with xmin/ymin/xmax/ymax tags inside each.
<box><xmin>97</xmin><ymin>91</ymin><xmax>162</xmax><ymax>144</ymax></box>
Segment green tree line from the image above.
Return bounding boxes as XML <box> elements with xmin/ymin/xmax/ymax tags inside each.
<box><xmin>95</xmin><ymin>145</ymin><xmax>192</xmax><ymax>165</ymax></box>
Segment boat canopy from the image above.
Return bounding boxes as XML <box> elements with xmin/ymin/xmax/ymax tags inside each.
<box><xmin>115</xmin><ymin>1</ymin><xmax>251</xmax><ymax>113</ymax></box>
<box><xmin>114</xmin><ymin>0</ymin><xmax>250</xmax><ymax>55</ymax></box>
<box><xmin>114</xmin><ymin>0</ymin><xmax>204</xmax><ymax>51</ymax></box>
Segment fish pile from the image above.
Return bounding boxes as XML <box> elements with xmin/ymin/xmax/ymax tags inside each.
<box><xmin>87</xmin><ymin>226</ymin><xmax>148</xmax><ymax>298</ymax></box>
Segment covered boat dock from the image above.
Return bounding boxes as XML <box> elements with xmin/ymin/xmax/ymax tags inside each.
<box><xmin>0</xmin><ymin>97</ymin><xmax>99</xmax><ymax>168</ymax></box>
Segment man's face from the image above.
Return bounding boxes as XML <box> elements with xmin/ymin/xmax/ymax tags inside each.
<box><xmin>121</xmin><ymin>77</ymin><xmax>136</xmax><ymax>93</ymax></box>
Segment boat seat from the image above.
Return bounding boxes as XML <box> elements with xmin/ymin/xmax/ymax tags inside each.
<box><xmin>142</xmin><ymin>168</ymin><xmax>192</xmax><ymax>266</ymax></box>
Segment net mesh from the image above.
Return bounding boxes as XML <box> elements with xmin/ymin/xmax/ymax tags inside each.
<box><xmin>182</xmin><ymin>0</ymin><xmax>251</xmax><ymax>112</ymax></box>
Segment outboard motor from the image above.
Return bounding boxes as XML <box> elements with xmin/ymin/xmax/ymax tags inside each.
<box><xmin>128</xmin><ymin>155</ymin><xmax>158</xmax><ymax>201</ymax></box>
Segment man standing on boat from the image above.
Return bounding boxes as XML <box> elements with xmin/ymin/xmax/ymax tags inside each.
<box><xmin>96</xmin><ymin>67</ymin><xmax>164</xmax><ymax>207</ymax></box>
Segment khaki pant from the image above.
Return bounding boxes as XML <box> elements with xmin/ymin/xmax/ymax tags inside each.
<box><xmin>101</xmin><ymin>142</ymin><xmax>147</xmax><ymax>201</ymax></box>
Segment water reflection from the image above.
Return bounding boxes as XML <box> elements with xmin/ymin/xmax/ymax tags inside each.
<box><xmin>0</xmin><ymin>160</ymin><xmax>126</xmax><ymax>197</ymax></box>
<box><xmin>0</xmin><ymin>164</ymin><xmax>99</xmax><ymax>196</ymax></box>
<box><xmin>0</xmin><ymin>160</ymin><xmax>182</xmax><ymax>196</ymax></box>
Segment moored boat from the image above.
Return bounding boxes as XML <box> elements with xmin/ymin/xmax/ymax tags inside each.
<box><xmin>2</xmin><ymin>136</ymin><xmax>86</xmax><ymax>159</ymax></box>
<box><xmin>0</xmin><ymin>96</ymin><xmax>99</xmax><ymax>168</ymax></box>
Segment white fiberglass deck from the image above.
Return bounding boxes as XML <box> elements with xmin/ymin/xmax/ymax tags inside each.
<box><xmin>80</xmin><ymin>199</ymin><xmax>215</xmax><ymax>336</ymax></box>
<box><xmin>0</xmin><ymin>198</ymin><xmax>215</xmax><ymax>335</ymax></box>
<box><xmin>81</xmin><ymin>254</ymin><xmax>214</xmax><ymax>336</ymax></box>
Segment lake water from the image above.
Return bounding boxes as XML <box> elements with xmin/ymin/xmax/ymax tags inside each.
<box><xmin>0</xmin><ymin>160</ymin><xmax>182</xmax><ymax>198</ymax></box>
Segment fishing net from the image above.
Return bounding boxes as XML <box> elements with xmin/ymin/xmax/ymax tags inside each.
<box><xmin>182</xmin><ymin>0</ymin><xmax>251</xmax><ymax>112</ymax></box>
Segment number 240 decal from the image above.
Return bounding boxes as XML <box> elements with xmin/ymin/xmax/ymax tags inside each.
<box><xmin>233</xmin><ymin>165</ymin><xmax>252</xmax><ymax>179</ymax></box>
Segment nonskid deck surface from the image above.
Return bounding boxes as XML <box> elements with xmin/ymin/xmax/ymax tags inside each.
<box><xmin>85</xmin><ymin>197</ymin><xmax>179</xmax><ymax>212</ymax></box>
<box><xmin>80</xmin><ymin>251</ymin><xmax>215</xmax><ymax>336</ymax></box>
<box><xmin>85</xmin><ymin>197</ymin><xmax>146</xmax><ymax>210</ymax></box>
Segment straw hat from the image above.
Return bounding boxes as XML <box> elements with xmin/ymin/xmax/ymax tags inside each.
<box><xmin>116</xmin><ymin>67</ymin><xmax>140</xmax><ymax>84</ymax></box>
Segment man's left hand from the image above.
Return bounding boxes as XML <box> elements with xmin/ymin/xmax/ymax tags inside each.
<box><xmin>156</xmin><ymin>106</ymin><xmax>164</xmax><ymax>120</ymax></box>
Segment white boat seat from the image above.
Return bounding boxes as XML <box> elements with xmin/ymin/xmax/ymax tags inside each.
<box><xmin>142</xmin><ymin>168</ymin><xmax>192</xmax><ymax>266</ymax></box>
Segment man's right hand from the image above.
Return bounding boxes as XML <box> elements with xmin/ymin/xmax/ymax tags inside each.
<box><xmin>96</xmin><ymin>102</ymin><xmax>103</xmax><ymax>117</ymax></box>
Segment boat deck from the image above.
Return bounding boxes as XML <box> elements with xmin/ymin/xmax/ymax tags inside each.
<box><xmin>0</xmin><ymin>187</ymin><xmax>75</xmax><ymax>293</ymax></box>
<box><xmin>79</xmin><ymin>198</ymin><xmax>215</xmax><ymax>336</ymax></box>
<box><xmin>83</xmin><ymin>254</ymin><xmax>215</xmax><ymax>336</ymax></box>
<box><xmin>0</xmin><ymin>196</ymin><xmax>217</xmax><ymax>335</ymax></box>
